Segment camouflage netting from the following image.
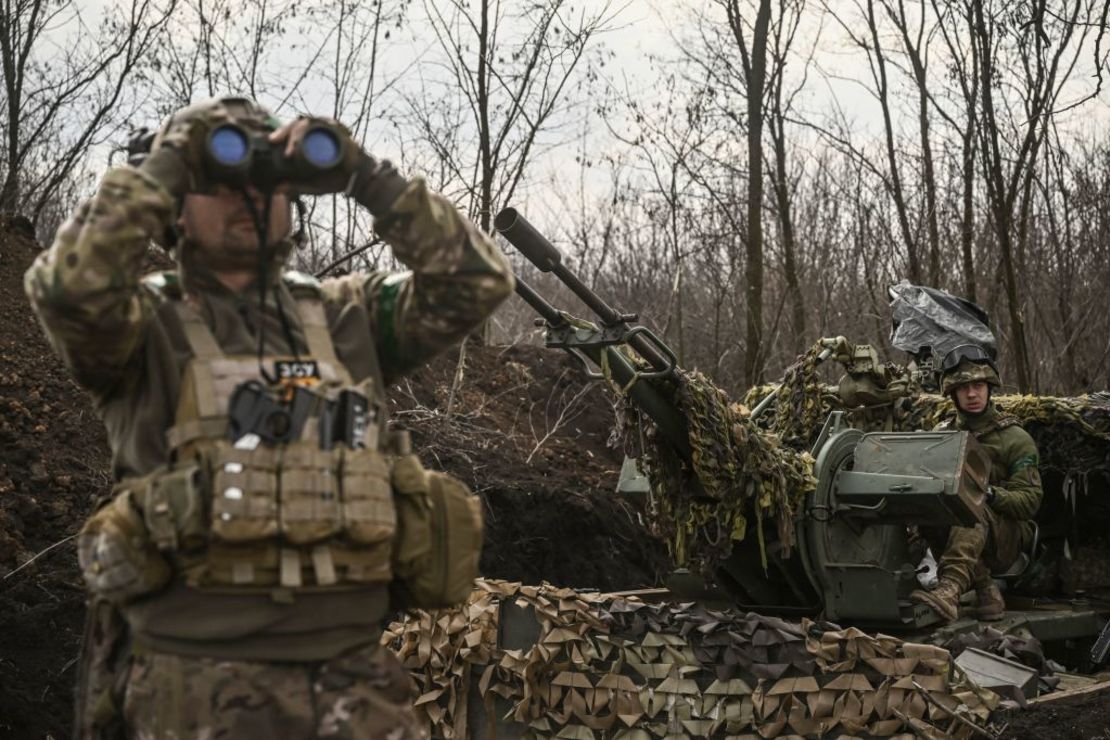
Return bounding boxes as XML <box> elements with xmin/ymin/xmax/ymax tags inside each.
<box><xmin>745</xmin><ymin>343</ymin><xmax>1110</xmax><ymax>475</ymax></box>
<box><xmin>619</xmin><ymin>369</ymin><xmax>817</xmax><ymax>574</ymax></box>
<box><xmin>771</xmin><ymin>341</ymin><xmax>841</xmax><ymax>449</ymax></box>
<box><xmin>623</xmin><ymin>337</ymin><xmax>1109</xmax><ymax>584</ymax></box>
<box><xmin>383</xmin><ymin>580</ymin><xmax>998</xmax><ymax>738</ymax></box>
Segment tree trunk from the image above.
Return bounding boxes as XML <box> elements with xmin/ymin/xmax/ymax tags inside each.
<box><xmin>959</xmin><ymin>128</ymin><xmax>977</xmax><ymax>304</ymax></box>
<box><xmin>972</xmin><ymin>1</ymin><xmax>1033</xmax><ymax>391</ymax></box>
<box><xmin>742</xmin><ymin>0</ymin><xmax>773</xmax><ymax>386</ymax></box>
<box><xmin>771</xmin><ymin>119</ymin><xmax>804</xmax><ymax>341</ymax></box>
<box><xmin>867</xmin><ymin>0</ymin><xmax>921</xmax><ymax>283</ymax></box>
<box><xmin>888</xmin><ymin>0</ymin><xmax>939</xmax><ymax>285</ymax></box>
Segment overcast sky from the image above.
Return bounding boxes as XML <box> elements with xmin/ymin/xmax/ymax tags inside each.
<box><xmin>43</xmin><ymin>0</ymin><xmax>1110</xmax><ymax>227</ymax></box>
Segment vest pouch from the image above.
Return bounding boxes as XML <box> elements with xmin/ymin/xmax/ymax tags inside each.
<box><xmin>142</xmin><ymin>463</ymin><xmax>206</xmax><ymax>552</ymax></box>
<box><xmin>78</xmin><ymin>487</ymin><xmax>171</xmax><ymax>604</ymax></box>
<box><xmin>340</xmin><ymin>448</ymin><xmax>396</xmax><ymax>544</ymax></box>
<box><xmin>280</xmin><ymin>443</ymin><xmax>342</xmax><ymax>544</ymax></box>
<box><xmin>392</xmin><ymin>465</ymin><xmax>483</xmax><ymax>610</ymax></box>
<box><xmin>206</xmin><ymin>441</ymin><xmax>279</xmax><ymax>543</ymax></box>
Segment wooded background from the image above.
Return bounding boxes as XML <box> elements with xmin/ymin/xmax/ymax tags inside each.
<box><xmin>3</xmin><ymin>0</ymin><xmax>1109</xmax><ymax>396</ymax></box>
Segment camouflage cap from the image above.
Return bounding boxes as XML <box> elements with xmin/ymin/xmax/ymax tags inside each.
<box><xmin>941</xmin><ymin>358</ymin><xmax>1001</xmax><ymax>395</ymax></box>
<box><xmin>152</xmin><ymin>96</ymin><xmax>281</xmax><ymax>152</ymax></box>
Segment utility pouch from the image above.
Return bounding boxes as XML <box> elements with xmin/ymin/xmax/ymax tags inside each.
<box><xmin>340</xmin><ymin>448</ymin><xmax>396</xmax><ymax>544</ymax></box>
<box><xmin>206</xmin><ymin>441</ymin><xmax>279</xmax><ymax>543</ymax></box>
<box><xmin>78</xmin><ymin>488</ymin><xmax>171</xmax><ymax>604</ymax></box>
<box><xmin>280</xmin><ymin>443</ymin><xmax>342</xmax><ymax>544</ymax></box>
<box><xmin>391</xmin><ymin>457</ymin><xmax>483</xmax><ymax>610</ymax></box>
<box><xmin>142</xmin><ymin>463</ymin><xmax>206</xmax><ymax>552</ymax></box>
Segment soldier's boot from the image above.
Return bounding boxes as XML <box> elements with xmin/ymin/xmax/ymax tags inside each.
<box><xmin>910</xmin><ymin>577</ymin><xmax>963</xmax><ymax>624</ymax></box>
<box><xmin>970</xmin><ymin>560</ymin><xmax>1005</xmax><ymax>621</ymax></box>
<box><xmin>972</xmin><ymin>580</ymin><xmax>1005</xmax><ymax>621</ymax></box>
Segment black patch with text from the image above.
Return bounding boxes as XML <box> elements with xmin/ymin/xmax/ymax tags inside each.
<box><xmin>274</xmin><ymin>359</ymin><xmax>320</xmax><ymax>383</ymax></box>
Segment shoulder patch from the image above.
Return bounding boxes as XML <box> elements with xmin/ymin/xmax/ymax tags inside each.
<box><xmin>141</xmin><ymin>270</ymin><xmax>182</xmax><ymax>300</ymax></box>
<box><xmin>1010</xmin><ymin>453</ymin><xmax>1039</xmax><ymax>475</ymax></box>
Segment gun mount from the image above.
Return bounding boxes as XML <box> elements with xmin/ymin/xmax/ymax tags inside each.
<box><xmin>495</xmin><ymin>208</ymin><xmax>1027</xmax><ymax>631</ymax></box>
<box><xmin>495</xmin><ymin>208</ymin><xmax>689</xmax><ymax>462</ymax></box>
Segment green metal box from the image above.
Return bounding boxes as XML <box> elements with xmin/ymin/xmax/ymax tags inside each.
<box><xmin>834</xmin><ymin>431</ymin><xmax>989</xmax><ymax>526</ymax></box>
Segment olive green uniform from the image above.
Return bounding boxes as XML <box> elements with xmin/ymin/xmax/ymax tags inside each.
<box><xmin>928</xmin><ymin>403</ymin><xmax>1043</xmax><ymax>592</ymax></box>
<box><xmin>26</xmin><ymin>152</ymin><xmax>513</xmax><ymax>736</ymax></box>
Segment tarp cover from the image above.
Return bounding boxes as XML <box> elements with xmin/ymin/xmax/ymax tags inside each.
<box><xmin>888</xmin><ymin>281</ymin><xmax>996</xmax><ymax>362</ymax></box>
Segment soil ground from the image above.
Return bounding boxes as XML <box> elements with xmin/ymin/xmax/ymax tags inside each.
<box><xmin>0</xmin><ymin>225</ymin><xmax>666</xmax><ymax>738</ymax></box>
<box><xmin>1000</xmin><ymin>687</ymin><xmax>1110</xmax><ymax>739</ymax></box>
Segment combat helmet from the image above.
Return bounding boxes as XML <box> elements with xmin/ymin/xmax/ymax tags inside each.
<box><xmin>152</xmin><ymin>96</ymin><xmax>281</xmax><ymax>155</ymax></box>
<box><xmin>938</xmin><ymin>344</ymin><xmax>1001</xmax><ymax>395</ymax></box>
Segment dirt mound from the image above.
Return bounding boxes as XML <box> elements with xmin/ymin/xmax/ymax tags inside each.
<box><xmin>0</xmin><ymin>225</ymin><xmax>665</xmax><ymax>738</ymax></box>
<box><xmin>391</xmin><ymin>342</ymin><xmax>666</xmax><ymax>591</ymax></box>
<box><xmin>0</xmin><ymin>227</ymin><xmax>108</xmax><ymax>738</ymax></box>
<box><xmin>1000</xmin><ymin>687</ymin><xmax>1110</xmax><ymax>739</ymax></box>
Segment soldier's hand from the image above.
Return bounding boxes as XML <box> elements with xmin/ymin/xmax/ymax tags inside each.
<box><xmin>268</xmin><ymin>117</ymin><xmax>365</xmax><ymax>196</ymax></box>
<box><xmin>144</xmin><ymin>106</ymin><xmax>220</xmax><ymax>197</ymax></box>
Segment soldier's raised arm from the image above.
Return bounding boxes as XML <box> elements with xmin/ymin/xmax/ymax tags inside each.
<box><xmin>273</xmin><ymin>118</ymin><xmax>515</xmax><ymax>384</ymax></box>
<box><xmin>24</xmin><ymin>130</ymin><xmax>193</xmax><ymax>396</ymax></box>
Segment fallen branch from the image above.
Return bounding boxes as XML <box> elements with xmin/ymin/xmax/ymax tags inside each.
<box><xmin>1</xmin><ymin>534</ymin><xmax>77</xmax><ymax>583</ymax></box>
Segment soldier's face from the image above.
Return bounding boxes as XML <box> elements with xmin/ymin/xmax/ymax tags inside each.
<box><xmin>954</xmin><ymin>381</ymin><xmax>989</xmax><ymax>414</ymax></box>
<box><xmin>179</xmin><ymin>185</ymin><xmax>292</xmax><ymax>265</ymax></box>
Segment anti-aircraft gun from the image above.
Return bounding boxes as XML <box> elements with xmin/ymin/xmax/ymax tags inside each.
<box><xmin>495</xmin><ymin>208</ymin><xmax>1006</xmax><ymax>632</ymax></box>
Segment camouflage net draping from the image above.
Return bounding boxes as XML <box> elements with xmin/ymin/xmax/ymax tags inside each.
<box><xmin>770</xmin><ymin>342</ymin><xmax>842</xmax><ymax>448</ymax></box>
<box><xmin>620</xmin><ymin>368</ymin><xmax>817</xmax><ymax>574</ymax></box>
<box><xmin>383</xmin><ymin>580</ymin><xmax>999</xmax><ymax>739</ymax></box>
<box><xmin>747</xmin><ymin>386</ymin><xmax>1110</xmax><ymax>475</ymax></box>
<box><xmin>618</xmin><ymin>336</ymin><xmax>1109</xmax><ymax>580</ymax></box>
<box><xmin>744</xmin><ymin>345</ymin><xmax>1110</xmax><ymax>474</ymax></box>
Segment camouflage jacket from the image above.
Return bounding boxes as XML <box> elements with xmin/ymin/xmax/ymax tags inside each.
<box><xmin>23</xmin><ymin>165</ymin><xmax>514</xmax><ymax>660</ymax></box>
<box><xmin>25</xmin><ymin>166</ymin><xmax>514</xmax><ymax>479</ymax></box>
<box><xmin>947</xmin><ymin>404</ymin><xmax>1043</xmax><ymax>540</ymax></box>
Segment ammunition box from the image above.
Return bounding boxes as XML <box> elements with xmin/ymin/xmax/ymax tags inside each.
<box><xmin>834</xmin><ymin>431</ymin><xmax>989</xmax><ymax>527</ymax></box>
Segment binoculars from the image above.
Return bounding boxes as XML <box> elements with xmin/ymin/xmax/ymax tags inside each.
<box><xmin>204</xmin><ymin>122</ymin><xmax>344</xmax><ymax>191</ymax></box>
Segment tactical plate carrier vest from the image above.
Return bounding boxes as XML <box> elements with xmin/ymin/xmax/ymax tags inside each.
<box><xmin>79</xmin><ymin>272</ymin><xmax>482</xmax><ymax>607</ymax></box>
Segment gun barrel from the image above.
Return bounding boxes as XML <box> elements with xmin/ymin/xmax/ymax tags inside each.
<box><xmin>495</xmin><ymin>208</ymin><xmax>625</xmax><ymax>326</ymax></box>
<box><xmin>514</xmin><ymin>277</ymin><xmax>566</xmax><ymax>328</ymax></box>
<box><xmin>495</xmin><ymin>208</ymin><xmax>672</xmax><ymax>373</ymax></box>
<box><xmin>494</xmin><ymin>208</ymin><xmax>562</xmax><ymax>272</ymax></box>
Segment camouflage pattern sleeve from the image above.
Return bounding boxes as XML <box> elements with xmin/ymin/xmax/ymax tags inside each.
<box><xmin>325</xmin><ymin>178</ymin><xmax>515</xmax><ymax>385</ymax></box>
<box><xmin>24</xmin><ymin>166</ymin><xmax>174</xmax><ymax>395</ymax></box>
<box><xmin>989</xmin><ymin>428</ymin><xmax>1043</xmax><ymax>521</ymax></box>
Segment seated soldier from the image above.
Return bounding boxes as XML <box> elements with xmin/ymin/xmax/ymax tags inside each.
<box><xmin>910</xmin><ymin>345</ymin><xmax>1043</xmax><ymax>623</ymax></box>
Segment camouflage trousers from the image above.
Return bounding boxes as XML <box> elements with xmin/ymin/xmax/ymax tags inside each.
<box><xmin>122</xmin><ymin>643</ymin><xmax>427</xmax><ymax>740</ymax></box>
<box><xmin>924</xmin><ymin>506</ymin><xmax>1024</xmax><ymax>592</ymax></box>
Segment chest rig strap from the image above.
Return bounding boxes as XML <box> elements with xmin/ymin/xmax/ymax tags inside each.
<box><xmin>168</xmin><ymin>298</ymin><xmax>232</xmax><ymax>449</ymax></box>
<box><xmin>969</xmin><ymin>413</ymin><xmax>1021</xmax><ymax>441</ymax></box>
<box><xmin>166</xmin><ymin>288</ymin><xmax>360</xmax><ymax>453</ymax></box>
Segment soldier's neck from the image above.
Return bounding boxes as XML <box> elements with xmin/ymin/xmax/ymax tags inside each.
<box><xmin>215</xmin><ymin>270</ymin><xmax>255</xmax><ymax>293</ymax></box>
<box><xmin>958</xmin><ymin>402</ymin><xmax>997</xmax><ymax>430</ymax></box>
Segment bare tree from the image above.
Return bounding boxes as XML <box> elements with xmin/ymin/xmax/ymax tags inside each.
<box><xmin>732</xmin><ymin>0</ymin><xmax>773</xmax><ymax>386</ymax></box>
<box><xmin>969</xmin><ymin>0</ymin><xmax>1109</xmax><ymax>392</ymax></box>
<box><xmin>764</xmin><ymin>0</ymin><xmax>809</xmax><ymax>344</ymax></box>
<box><xmin>401</xmin><ymin>0</ymin><xmax>616</xmax><ymax>232</ymax></box>
<box><xmin>0</xmin><ymin>0</ymin><xmax>175</xmax><ymax>226</ymax></box>
<box><xmin>396</xmin><ymin>0</ymin><xmax>614</xmax><ymax>408</ymax></box>
<box><xmin>824</xmin><ymin>0</ymin><xmax>925</xmax><ymax>284</ymax></box>
<box><xmin>881</xmin><ymin>0</ymin><xmax>941</xmax><ymax>285</ymax></box>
